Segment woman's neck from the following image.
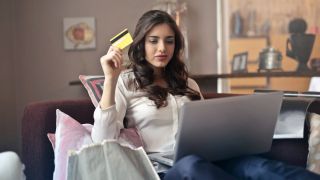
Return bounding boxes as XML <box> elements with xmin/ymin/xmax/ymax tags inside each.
<box><xmin>151</xmin><ymin>67</ymin><xmax>168</xmax><ymax>87</ymax></box>
<box><xmin>153</xmin><ymin>67</ymin><xmax>164</xmax><ymax>77</ymax></box>
<box><xmin>154</xmin><ymin>78</ymin><xmax>167</xmax><ymax>88</ymax></box>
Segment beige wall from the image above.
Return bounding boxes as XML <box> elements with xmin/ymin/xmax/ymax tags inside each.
<box><xmin>187</xmin><ymin>0</ymin><xmax>218</xmax><ymax>75</ymax></box>
<box><xmin>1</xmin><ymin>0</ymin><xmax>218</xmax><ymax>154</ymax></box>
<box><xmin>0</xmin><ymin>0</ymin><xmax>17</xmax><ymax>152</ymax></box>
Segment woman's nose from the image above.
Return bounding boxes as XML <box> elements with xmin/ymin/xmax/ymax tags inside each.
<box><xmin>158</xmin><ymin>41</ymin><xmax>166</xmax><ymax>52</ymax></box>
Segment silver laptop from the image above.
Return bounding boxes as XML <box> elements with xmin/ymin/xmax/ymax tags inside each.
<box><xmin>148</xmin><ymin>92</ymin><xmax>283</xmax><ymax>167</ymax></box>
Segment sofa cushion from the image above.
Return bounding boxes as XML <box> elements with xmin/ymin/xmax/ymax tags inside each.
<box><xmin>79</xmin><ymin>75</ymin><xmax>104</xmax><ymax>107</ymax></box>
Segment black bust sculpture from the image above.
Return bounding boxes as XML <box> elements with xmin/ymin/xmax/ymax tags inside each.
<box><xmin>286</xmin><ymin>18</ymin><xmax>315</xmax><ymax>71</ymax></box>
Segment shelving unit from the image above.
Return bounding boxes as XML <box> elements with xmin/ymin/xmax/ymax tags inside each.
<box><xmin>225</xmin><ymin>0</ymin><xmax>320</xmax><ymax>94</ymax></box>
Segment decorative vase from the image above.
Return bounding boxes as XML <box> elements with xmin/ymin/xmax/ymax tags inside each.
<box><xmin>286</xmin><ymin>34</ymin><xmax>315</xmax><ymax>71</ymax></box>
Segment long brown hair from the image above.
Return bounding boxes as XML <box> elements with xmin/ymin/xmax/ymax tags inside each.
<box><xmin>128</xmin><ymin>10</ymin><xmax>200</xmax><ymax>108</ymax></box>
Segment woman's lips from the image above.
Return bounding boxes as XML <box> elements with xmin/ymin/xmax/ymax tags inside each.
<box><xmin>155</xmin><ymin>55</ymin><xmax>168</xmax><ymax>61</ymax></box>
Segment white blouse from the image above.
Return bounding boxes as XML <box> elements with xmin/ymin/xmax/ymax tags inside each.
<box><xmin>92</xmin><ymin>69</ymin><xmax>202</xmax><ymax>153</ymax></box>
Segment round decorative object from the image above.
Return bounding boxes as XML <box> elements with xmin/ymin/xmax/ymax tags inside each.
<box><xmin>258</xmin><ymin>47</ymin><xmax>282</xmax><ymax>71</ymax></box>
<box><xmin>66</xmin><ymin>22</ymin><xmax>94</xmax><ymax>48</ymax></box>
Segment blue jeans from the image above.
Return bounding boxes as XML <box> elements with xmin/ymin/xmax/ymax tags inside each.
<box><xmin>163</xmin><ymin>155</ymin><xmax>320</xmax><ymax>180</ymax></box>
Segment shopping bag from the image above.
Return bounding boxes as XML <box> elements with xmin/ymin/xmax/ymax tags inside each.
<box><xmin>67</xmin><ymin>139</ymin><xmax>160</xmax><ymax>180</ymax></box>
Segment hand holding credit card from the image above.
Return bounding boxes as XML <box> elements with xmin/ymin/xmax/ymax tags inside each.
<box><xmin>109</xmin><ymin>28</ymin><xmax>133</xmax><ymax>49</ymax></box>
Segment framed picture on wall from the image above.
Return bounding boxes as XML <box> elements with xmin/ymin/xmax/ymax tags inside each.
<box><xmin>231</xmin><ymin>52</ymin><xmax>248</xmax><ymax>73</ymax></box>
<box><xmin>63</xmin><ymin>17</ymin><xmax>96</xmax><ymax>50</ymax></box>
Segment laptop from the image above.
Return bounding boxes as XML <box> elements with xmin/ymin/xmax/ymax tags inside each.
<box><xmin>148</xmin><ymin>92</ymin><xmax>283</xmax><ymax>167</ymax></box>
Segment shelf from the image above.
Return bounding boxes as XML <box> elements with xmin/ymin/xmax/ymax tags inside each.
<box><xmin>192</xmin><ymin>71</ymin><xmax>320</xmax><ymax>93</ymax></box>
<box><xmin>192</xmin><ymin>71</ymin><xmax>320</xmax><ymax>79</ymax></box>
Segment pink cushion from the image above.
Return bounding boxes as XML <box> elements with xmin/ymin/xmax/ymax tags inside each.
<box><xmin>79</xmin><ymin>75</ymin><xmax>104</xmax><ymax>107</ymax></box>
<box><xmin>78</xmin><ymin>74</ymin><xmax>144</xmax><ymax>147</ymax></box>
<box><xmin>48</xmin><ymin>109</ymin><xmax>93</xmax><ymax>180</ymax></box>
<box><xmin>119</xmin><ymin>128</ymin><xmax>144</xmax><ymax>148</ymax></box>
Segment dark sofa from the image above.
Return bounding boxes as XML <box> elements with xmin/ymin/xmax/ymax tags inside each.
<box><xmin>21</xmin><ymin>93</ymin><xmax>319</xmax><ymax>180</ymax></box>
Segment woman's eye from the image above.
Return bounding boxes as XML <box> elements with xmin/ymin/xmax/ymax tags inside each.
<box><xmin>166</xmin><ymin>39</ymin><xmax>175</xmax><ymax>44</ymax></box>
<box><xmin>148</xmin><ymin>39</ymin><xmax>158</xmax><ymax>44</ymax></box>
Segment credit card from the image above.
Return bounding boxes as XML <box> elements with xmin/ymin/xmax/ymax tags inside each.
<box><xmin>110</xmin><ymin>28</ymin><xmax>133</xmax><ymax>49</ymax></box>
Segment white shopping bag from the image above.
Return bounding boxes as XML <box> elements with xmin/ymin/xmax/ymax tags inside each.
<box><xmin>67</xmin><ymin>140</ymin><xmax>160</xmax><ymax>180</ymax></box>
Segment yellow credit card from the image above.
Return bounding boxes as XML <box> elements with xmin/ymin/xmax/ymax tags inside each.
<box><xmin>110</xmin><ymin>28</ymin><xmax>133</xmax><ymax>49</ymax></box>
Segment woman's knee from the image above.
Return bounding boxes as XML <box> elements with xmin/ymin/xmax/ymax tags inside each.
<box><xmin>166</xmin><ymin>155</ymin><xmax>204</xmax><ymax>176</ymax></box>
<box><xmin>164</xmin><ymin>155</ymin><xmax>236</xmax><ymax>180</ymax></box>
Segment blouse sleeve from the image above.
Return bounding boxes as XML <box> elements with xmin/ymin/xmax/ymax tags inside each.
<box><xmin>91</xmin><ymin>75</ymin><xmax>128</xmax><ymax>142</ymax></box>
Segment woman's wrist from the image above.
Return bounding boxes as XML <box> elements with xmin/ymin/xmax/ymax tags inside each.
<box><xmin>104</xmin><ymin>74</ymin><xmax>118</xmax><ymax>83</ymax></box>
<box><xmin>100</xmin><ymin>75</ymin><xmax>117</xmax><ymax>109</ymax></box>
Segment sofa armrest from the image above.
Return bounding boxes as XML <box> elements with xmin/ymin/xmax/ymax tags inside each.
<box><xmin>21</xmin><ymin>99</ymin><xmax>95</xmax><ymax>180</ymax></box>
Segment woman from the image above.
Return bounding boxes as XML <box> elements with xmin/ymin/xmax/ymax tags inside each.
<box><xmin>93</xmin><ymin>10</ymin><xmax>320</xmax><ymax>180</ymax></box>
<box><xmin>93</xmin><ymin>9</ymin><xmax>201</xmax><ymax>153</ymax></box>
